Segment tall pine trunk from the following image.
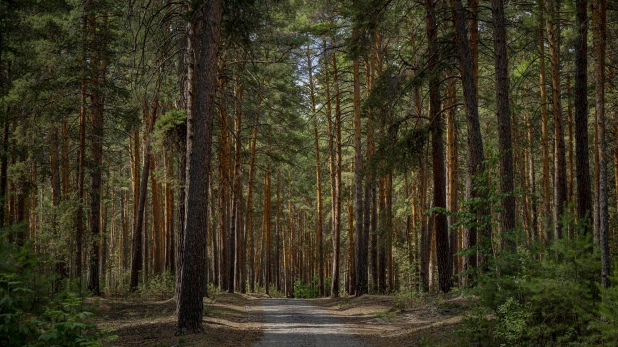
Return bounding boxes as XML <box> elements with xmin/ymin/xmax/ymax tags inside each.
<box><xmin>592</xmin><ymin>0</ymin><xmax>610</xmax><ymax>287</ymax></box>
<box><xmin>547</xmin><ymin>0</ymin><xmax>567</xmax><ymax>240</ymax></box>
<box><xmin>425</xmin><ymin>0</ymin><xmax>451</xmax><ymax>292</ymax></box>
<box><xmin>537</xmin><ymin>0</ymin><xmax>551</xmax><ymax>243</ymax></box>
<box><xmin>177</xmin><ymin>0</ymin><xmax>222</xmax><ymax>334</ymax></box>
<box><xmin>574</xmin><ymin>0</ymin><xmax>592</xmax><ymax>233</ymax></box>
<box><xmin>491</xmin><ymin>0</ymin><xmax>515</xmax><ymax>251</ymax></box>
<box><xmin>451</xmin><ymin>0</ymin><xmax>491</xmax><ymax>277</ymax></box>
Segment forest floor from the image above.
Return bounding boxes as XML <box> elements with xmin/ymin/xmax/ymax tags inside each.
<box><xmin>92</xmin><ymin>291</ymin><xmax>468</xmax><ymax>346</ymax></box>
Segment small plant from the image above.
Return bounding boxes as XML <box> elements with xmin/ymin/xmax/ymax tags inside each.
<box><xmin>375</xmin><ymin>310</ymin><xmax>397</xmax><ymax>321</ymax></box>
<box><xmin>293</xmin><ymin>276</ymin><xmax>331</xmax><ymax>299</ymax></box>
<box><xmin>335</xmin><ymin>299</ymin><xmax>352</xmax><ymax>310</ymax></box>
<box><xmin>393</xmin><ymin>289</ymin><xmax>422</xmax><ymax>311</ymax></box>
<box><xmin>136</xmin><ymin>272</ymin><xmax>175</xmax><ymax>300</ymax></box>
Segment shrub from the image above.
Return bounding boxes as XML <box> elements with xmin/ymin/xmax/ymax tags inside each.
<box><xmin>0</xmin><ymin>231</ymin><xmax>114</xmax><ymax>347</ymax></box>
<box><xmin>457</xmin><ymin>233</ymin><xmax>602</xmax><ymax>346</ymax></box>
<box><xmin>136</xmin><ymin>272</ymin><xmax>175</xmax><ymax>300</ymax></box>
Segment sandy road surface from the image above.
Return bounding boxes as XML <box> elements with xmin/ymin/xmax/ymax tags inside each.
<box><xmin>254</xmin><ymin>298</ymin><xmax>370</xmax><ymax>347</ymax></box>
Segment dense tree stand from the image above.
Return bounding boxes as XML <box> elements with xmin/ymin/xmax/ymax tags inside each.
<box><xmin>1</xmin><ymin>0</ymin><xmax>617</xmax><ymax>345</ymax></box>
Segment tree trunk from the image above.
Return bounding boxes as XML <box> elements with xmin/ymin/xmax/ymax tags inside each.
<box><xmin>353</xmin><ymin>50</ymin><xmax>367</xmax><ymax>295</ymax></box>
<box><xmin>451</xmin><ymin>0</ymin><xmax>491</xmax><ymax>275</ymax></box>
<box><xmin>537</xmin><ymin>0</ymin><xmax>551</xmax><ymax>243</ymax></box>
<box><xmin>177</xmin><ymin>0</ymin><xmax>221</xmax><ymax>334</ymax></box>
<box><xmin>574</xmin><ymin>0</ymin><xmax>592</xmax><ymax>235</ymax></box>
<box><xmin>425</xmin><ymin>0</ymin><xmax>451</xmax><ymax>292</ymax></box>
<box><xmin>76</xmin><ymin>13</ymin><xmax>88</xmax><ymax>284</ymax></box>
<box><xmin>86</xmin><ymin>12</ymin><xmax>107</xmax><ymax>296</ymax></box>
<box><xmin>491</xmin><ymin>0</ymin><xmax>515</xmax><ymax>251</ymax></box>
<box><xmin>592</xmin><ymin>0</ymin><xmax>609</xmax><ymax>287</ymax></box>
<box><xmin>331</xmin><ymin>53</ymin><xmax>342</xmax><ymax>298</ymax></box>
<box><xmin>307</xmin><ymin>45</ymin><xmax>324</xmax><ymax>297</ymax></box>
<box><xmin>526</xmin><ymin>114</ymin><xmax>539</xmax><ymax>240</ymax></box>
<box><xmin>246</xmin><ymin>115</ymin><xmax>258</xmax><ymax>293</ymax></box>
<box><xmin>229</xmin><ymin>75</ymin><xmax>244</xmax><ymax>294</ymax></box>
<box><xmin>130</xmin><ymin>107</ymin><xmax>154</xmax><ymax>291</ymax></box>
<box><xmin>547</xmin><ymin>0</ymin><xmax>567</xmax><ymax>241</ymax></box>
<box><xmin>445</xmin><ymin>78</ymin><xmax>459</xmax><ymax>278</ymax></box>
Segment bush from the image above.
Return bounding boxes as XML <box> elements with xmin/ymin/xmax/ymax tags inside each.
<box><xmin>293</xmin><ymin>279</ymin><xmax>317</xmax><ymax>299</ymax></box>
<box><xmin>293</xmin><ymin>277</ymin><xmax>331</xmax><ymax>298</ymax></box>
<box><xmin>0</xmin><ymin>231</ymin><xmax>114</xmax><ymax>347</ymax></box>
<box><xmin>457</xmin><ymin>233</ymin><xmax>602</xmax><ymax>346</ymax></box>
<box><xmin>136</xmin><ymin>272</ymin><xmax>175</xmax><ymax>300</ymax></box>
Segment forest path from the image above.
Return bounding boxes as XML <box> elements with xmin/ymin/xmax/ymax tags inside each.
<box><xmin>254</xmin><ymin>298</ymin><xmax>369</xmax><ymax>347</ymax></box>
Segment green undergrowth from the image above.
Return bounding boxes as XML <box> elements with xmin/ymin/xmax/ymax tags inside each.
<box><xmin>456</xmin><ymin>230</ymin><xmax>618</xmax><ymax>346</ymax></box>
<box><xmin>0</xmin><ymin>229</ymin><xmax>116</xmax><ymax>347</ymax></box>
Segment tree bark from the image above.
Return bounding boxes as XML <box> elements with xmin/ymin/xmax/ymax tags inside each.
<box><xmin>306</xmin><ymin>45</ymin><xmax>324</xmax><ymax>297</ymax></box>
<box><xmin>445</xmin><ymin>78</ymin><xmax>459</xmax><ymax>278</ymax></box>
<box><xmin>331</xmin><ymin>53</ymin><xmax>342</xmax><ymax>298</ymax></box>
<box><xmin>546</xmin><ymin>0</ymin><xmax>567</xmax><ymax>240</ymax></box>
<box><xmin>537</xmin><ymin>0</ymin><xmax>551</xmax><ymax>243</ymax></box>
<box><xmin>574</xmin><ymin>0</ymin><xmax>592</xmax><ymax>234</ymax></box>
<box><xmin>592</xmin><ymin>0</ymin><xmax>609</xmax><ymax>287</ymax></box>
<box><xmin>451</xmin><ymin>0</ymin><xmax>491</xmax><ymax>275</ymax></box>
<box><xmin>491</xmin><ymin>0</ymin><xmax>515</xmax><ymax>251</ymax></box>
<box><xmin>177</xmin><ymin>0</ymin><xmax>222</xmax><ymax>334</ymax></box>
<box><xmin>353</xmin><ymin>52</ymin><xmax>367</xmax><ymax>296</ymax></box>
<box><xmin>246</xmin><ymin>111</ymin><xmax>259</xmax><ymax>293</ymax></box>
<box><xmin>76</xmin><ymin>13</ymin><xmax>88</xmax><ymax>284</ymax></box>
<box><xmin>130</xmin><ymin>114</ymin><xmax>152</xmax><ymax>291</ymax></box>
<box><xmin>425</xmin><ymin>0</ymin><xmax>451</xmax><ymax>292</ymax></box>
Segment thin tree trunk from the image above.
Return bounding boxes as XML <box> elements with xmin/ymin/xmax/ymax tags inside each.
<box><xmin>331</xmin><ymin>53</ymin><xmax>342</xmax><ymax>298</ymax></box>
<box><xmin>446</xmin><ymin>78</ymin><xmax>459</xmax><ymax>278</ymax></box>
<box><xmin>537</xmin><ymin>0</ymin><xmax>551</xmax><ymax>243</ymax></box>
<box><xmin>547</xmin><ymin>0</ymin><xmax>567</xmax><ymax>241</ymax></box>
<box><xmin>307</xmin><ymin>45</ymin><xmax>324</xmax><ymax>297</ymax></box>
<box><xmin>574</xmin><ymin>0</ymin><xmax>592</xmax><ymax>234</ymax></box>
<box><xmin>130</xmin><ymin>116</ymin><xmax>152</xmax><ymax>291</ymax></box>
<box><xmin>264</xmin><ymin>168</ymin><xmax>271</xmax><ymax>295</ymax></box>
<box><xmin>76</xmin><ymin>13</ymin><xmax>88</xmax><ymax>284</ymax></box>
<box><xmin>425</xmin><ymin>0</ymin><xmax>451</xmax><ymax>292</ymax></box>
<box><xmin>229</xmin><ymin>75</ymin><xmax>243</xmax><ymax>294</ymax></box>
<box><xmin>592</xmin><ymin>0</ymin><xmax>610</xmax><ymax>287</ymax></box>
<box><xmin>246</xmin><ymin>74</ymin><xmax>261</xmax><ymax>293</ymax></box>
<box><xmin>352</xmin><ymin>43</ymin><xmax>367</xmax><ymax>296</ymax></box>
<box><xmin>527</xmin><ymin>114</ymin><xmax>539</xmax><ymax>240</ymax></box>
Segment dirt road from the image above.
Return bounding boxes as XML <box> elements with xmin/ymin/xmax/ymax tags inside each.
<box><xmin>254</xmin><ymin>298</ymin><xmax>369</xmax><ymax>347</ymax></box>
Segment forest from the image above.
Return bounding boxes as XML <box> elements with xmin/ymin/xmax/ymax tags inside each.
<box><xmin>1</xmin><ymin>0</ymin><xmax>618</xmax><ymax>346</ymax></box>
